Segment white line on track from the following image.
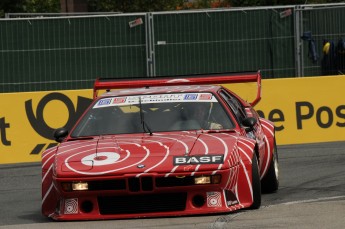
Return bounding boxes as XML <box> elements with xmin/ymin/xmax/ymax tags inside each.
<box><xmin>280</xmin><ymin>195</ymin><xmax>345</xmax><ymax>205</ymax></box>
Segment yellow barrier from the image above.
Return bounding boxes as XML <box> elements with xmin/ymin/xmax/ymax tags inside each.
<box><xmin>229</xmin><ymin>75</ymin><xmax>345</xmax><ymax>145</ymax></box>
<box><xmin>0</xmin><ymin>90</ymin><xmax>92</xmax><ymax>164</ymax></box>
<box><xmin>1</xmin><ymin>76</ymin><xmax>344</xmax><ymax>164</ymax></box>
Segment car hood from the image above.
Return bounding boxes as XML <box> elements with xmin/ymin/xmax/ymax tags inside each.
<box><xmin>55</xmin><ymin>132</ymin><xmax>240</xmax><ymax>178</ymax></box>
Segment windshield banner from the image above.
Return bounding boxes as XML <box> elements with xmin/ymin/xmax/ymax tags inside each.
<box><xmin>93</xmin><ymin>93</ymin><xmax>218</xmax><ymax>108</ymax></box>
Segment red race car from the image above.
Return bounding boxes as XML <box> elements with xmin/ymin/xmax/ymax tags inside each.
<box><xmin>41</xmin><ymin>71</ymin><xmax>279</xmax><ymax>220</ymax></box>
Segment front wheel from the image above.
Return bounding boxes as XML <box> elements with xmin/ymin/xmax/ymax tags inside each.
<box><xmin>261</xmin><ymin>138</ymin><xmax>279</xmax><ymax>193</ymax></box>
<box><xmin>250</xmin><ymin>153</ymin><xmax>261</xmax><ymax>209</ymax></box>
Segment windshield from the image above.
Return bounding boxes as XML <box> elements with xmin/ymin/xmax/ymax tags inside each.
<box><xmin>71</xmin><ymin>93</ymin><xmax>234</xmax><ymax>137</ymax></box>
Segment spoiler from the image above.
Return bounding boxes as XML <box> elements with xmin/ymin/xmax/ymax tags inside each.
<box><xmin>93</xmin><ymin>71</ymin><xmax>262</xmax><ymax>106</ymax></box>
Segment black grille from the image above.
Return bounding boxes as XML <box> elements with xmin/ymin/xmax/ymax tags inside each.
<box><xmin>128</xmin><ymin>177</ymin><xmax>153</xmax><ymax>192</ymax></box>
<box><xmin>156</xmin><ymin>176</ymin><xmax>195</xmax><ymax>187</ymax></box>
<box><xmin>85</xmin><ymin>177</ymin><xmax>154</xmax><ymax>192</ymax></box>
<box><xmin>88</xmin><ymin>179</ymin><xmax>126</xmax><ymax>191</ymax></box>
<box><xmin>128</xmin><ymin>177</ymin><xmax>140</xmax><ymax>192</ymax></box>
<box><xmin>98</xmin><ymin>193</ymin><xmax>187</xmax><ymax>215</ymax></box>
<box><xmin>141</xmin><ymin>177</ymin><xmax>153</xmax><ymax>191</ymax></box>
<box><xmin>82</xmin><ymin>176</ymin><xmax>196</xmax><ymax>192</ymax></box>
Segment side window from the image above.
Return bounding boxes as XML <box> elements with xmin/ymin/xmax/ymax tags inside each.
<box><xmin>220</xmin><ymin>90</ymin><xmax>247</xmax><ymax>124</ymax></box>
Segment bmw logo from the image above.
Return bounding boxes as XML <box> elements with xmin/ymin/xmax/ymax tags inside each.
<box><xmin>137</xmin><ymin>164</ymin><xmax>145</xmax><ymax>169</ymax></box>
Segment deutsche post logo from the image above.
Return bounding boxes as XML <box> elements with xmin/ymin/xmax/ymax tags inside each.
<box><xmin>25</xmin><ymin>92</ymin><xmax>92</xmax><ymax>155</ymax></box>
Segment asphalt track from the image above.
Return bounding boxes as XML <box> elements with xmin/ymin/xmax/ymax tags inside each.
<box><xmin>0</xmin><ymin>141</ymin><xmax>344</xmax><ymax>229</ymax></box>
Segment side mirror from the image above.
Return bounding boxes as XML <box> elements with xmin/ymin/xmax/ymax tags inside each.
<box><xmin>242</xmin><ymin>117</ymin><xmax>257</xmax><ymax>133</ymax></box>
<box><xmin>54</xmin><ymin>128</ymin><xmax>69</xmax><ymax>143</ymax></box>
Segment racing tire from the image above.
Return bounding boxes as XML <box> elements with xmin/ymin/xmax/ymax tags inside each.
<box><xmin>261</xmin><ymin>138</ymin><xmax>279</xmax><ymax>193</ymax></box>
<box><xmin>250</xmin><ymin>153</ymin><xmax>261</xmax><ymax>209</ymax></box>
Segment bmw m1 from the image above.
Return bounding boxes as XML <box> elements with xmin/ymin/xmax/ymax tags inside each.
<box><xmin>41</xmin><ymin>71</ymin><xmax>279</xmax><ymax>220</ymax></box>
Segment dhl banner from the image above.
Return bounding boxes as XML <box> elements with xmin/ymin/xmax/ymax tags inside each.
<box><xmin>1</xmin><ymin>76</ymin><xmax>344</xmax><ymax>164</ymax></box>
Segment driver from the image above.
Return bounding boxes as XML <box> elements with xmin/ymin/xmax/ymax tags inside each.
<box><xmin>185</xmin><ymin>102</ymin><xmax>223</xmax><ymax>130</ymax></box>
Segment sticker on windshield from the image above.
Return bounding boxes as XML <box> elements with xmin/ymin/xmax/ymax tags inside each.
<box><xmin>199</xmin><ymin>94</ymin><xmax>213</xmax><ymax>100</ymax></box>
<box><xmin>93</xmin><ymin>93</ymin><xmax>217</xmax><ymax>108</ymax></box>
<box><xmin>113</xmin><ymin>97</ymin><xmax>126</xmax><ymax>104</ymax></box>
<box><xmin>184</xmin><ymin>94</ymin><xmax>198</xmax><ymax>100</ymax></box>
<box><xmin>96</xmin><ymin>98</ymin><xmax>112</xmax><ymax>106</ymax></box>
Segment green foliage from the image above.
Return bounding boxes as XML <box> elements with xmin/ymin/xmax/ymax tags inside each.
<box><xmin>87</xmin><ymin>0</ymin><xmax>185</xmax><ymax>13</ymax></box>
<box><xmin>0</xmin><ymin>0</ymin><xmax>23</xmax><ymax>17</ymax></box>
<box><xmin>230</xmin><ymin>0</ymin><xmax>345</xmax><ymax>6</ymax></box>
<box><xmin>86</xmin><ymin>0</ymin><xmax>345</xmax><ymax>12</ymax></box>
<box><xmin>1</xmin><ymin>0</ymin><xmax>344</xmax><ymax>17</ymax></box>
<box><xmin>22</xmin><ymin>0</ymin><xmax>60</xmax><ymax>13</ymax></box>
<box><xmin>0</xmin><ymin>0</ymin><xmax>59</xmax><ymax>17</ymax></box>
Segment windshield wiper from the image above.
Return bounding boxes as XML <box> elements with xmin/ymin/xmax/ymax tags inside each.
<box><xmin>203</xmin><ymin>129</ymin><xmax>236</xmax><ymax>134</ymax></box>
<box><xmin>68</xmin><ymin>136</ymin><xmax>95</xmax><ymax>141</ymax></box>
<box><xmin>139</xmin><ymin>96</ymin><xmax>153</xmax><ymax>136</ymax></box>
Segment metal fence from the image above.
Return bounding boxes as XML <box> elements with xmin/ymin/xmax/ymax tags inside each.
<box><xmin>151</xmin><ymin>8</ymin><xmax>295</xmax><ymax>79</ymax></box>
<box><xmin>1</xmin><ymin>3</ymin><xmax>345</xmax><ymax>93</ymax></box>
<box><xmin>296</xmin><ymin>4</ymin><xmax>345</xmax><ymax>76</ymax></box>
<box><xmin>0</xmin><ymin>14</ymin><xmax>147</xmax><ymax>92</ymax></box>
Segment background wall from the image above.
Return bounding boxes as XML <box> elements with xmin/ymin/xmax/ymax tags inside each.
<box><xmin>1</xmin><ymin>4</ymin><xmax>345</xmax><ymax>93</ymax></box>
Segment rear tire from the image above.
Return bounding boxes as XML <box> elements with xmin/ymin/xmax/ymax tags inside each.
<box><xmin>250</xmin><ymin>153</ymin><xmax>261</xmax><ymax>209</ymax></box>
<box><xmin>261</xmin><ymin>138</ymin><xmax>279</xmax><ymax>193</ymax></box>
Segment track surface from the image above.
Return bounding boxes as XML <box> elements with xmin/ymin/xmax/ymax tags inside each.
<box><xmin>0</xmin><ymin>141</ymin><xmax>344</xmax><ymax>228</ymax></box>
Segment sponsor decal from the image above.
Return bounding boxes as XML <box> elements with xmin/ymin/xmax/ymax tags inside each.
<box><xmin>0</xmin><ymin>117</ymin><xmax>10</xmax><ymax>146</ymax></box>
<box><xmin>24</xmin><ymin>92</ymin><xmax>91</xmax><ymax>156</ymax></box>
<box><xmin>94</xmin><ymin>93</ymin><xmax>218</xmax><ymax>108</ymax></box>
<box><xmin>97</xmin><ymin>98</ymin><xmax>112</xmax><ymax>106</ymax></box>
<box><xmin>173</xmin><ymin>155</ymin><xmax>224</xmax><ymax>165</ymax></box>
<box><xmin>225</xmin><ymin>190</ymin><xmax>239</xmax><ymax>206</ymax></box>
<box><xmin>227</xmin><ymin>200</ymin><xmax>239</xmax><ymax>206</ymax></box>
<box><xmin>0</xmin><ymin>91</ymin><xmax>92</xmax><ymax>164</ymax></box>
<box><xmin>207</xmin><ymin>192</ymin><xmax>222</xmax><ymax>207</ymax></box>
<box><xmin>113</xmin><ymin>97</ymin><xmax>126</xmax><ymax>104</ymax></box>
<box><xmin>184</xmin><ymin>94</ymin><xmax>198</xmax><ymax>100</ymax></box>
<box><xmin>199</xmin><ymin>93</ymin><xmax>212</xmax><ymax>100</ymax></box>
<box><xmin>127</xmin><ymin>94</ymin><xmax>184</xmax><ymax>104</ymax></box>
<box><xmin>64</xmin><ymin>198</ymin><xmax>78</xmax><ymax>214</ymax></box>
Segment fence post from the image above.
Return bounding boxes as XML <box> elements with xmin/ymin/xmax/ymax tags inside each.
<box><xmin>294</xmin><ymin>5</ymin><xmax>303</xmax><ymax>77</ymax></box>
<box><xmin>147</xmin><ymin>13</ymin><xmax>155</xmax><ymax>77</ymax></box>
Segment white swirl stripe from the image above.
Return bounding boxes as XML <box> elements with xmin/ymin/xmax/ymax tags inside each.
<box><xmin>261</xmin><ymin>135</ymin><xmax>271</xmax><ymax>179</ymax></box>
<box><xmin>205</xmin><ymin>134</ymin><xmax>228</xmax><ymax>174</ymax></box>
<box><xmin>42</xmin><ymin>183</ymin><xmax>54</xmax><ymax>205</ymax></box>
<box><xmin>64</xmin><ymin>142</ymin><xmax>150</xmax><ymax>175</ymax></box>
<box><xmin>42</xmin><ymin>164</ymin><xmax>53</xmax><ymax>184</ymax></box>
<box><xmin>137</xmin><ymin>145</ymin><xmax>170</xmax><ymax>177</ymax></box>
<box><xmin>240</xmin><ymin>159</ymin><xmax>253</xmax><ymax>202</ymax></box>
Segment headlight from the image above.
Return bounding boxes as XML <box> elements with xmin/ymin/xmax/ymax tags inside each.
<box><xmin>61</xmin><ymin>182</ymin><xmax>89</xmax><ymax>191</ymax></box>
<box><xmin>194</xmin><ymin>175</ymin><xmax>221</xmax><ymax>185</ymax></box>
<box><xmin>72</xmin><ymin>182</ymin><xmax>89</xmax><ymax>191</ymax></box>
<box><xmin>194</xmin><ymin>176</ymin><xmax>211</xmax><ymax>184</ymax></box>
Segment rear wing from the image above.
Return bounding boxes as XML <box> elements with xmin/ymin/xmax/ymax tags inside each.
<box><xmin>93</xmin><ymin>71</ymin><xmax>262</xmax><ymax>106</ymax></box>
